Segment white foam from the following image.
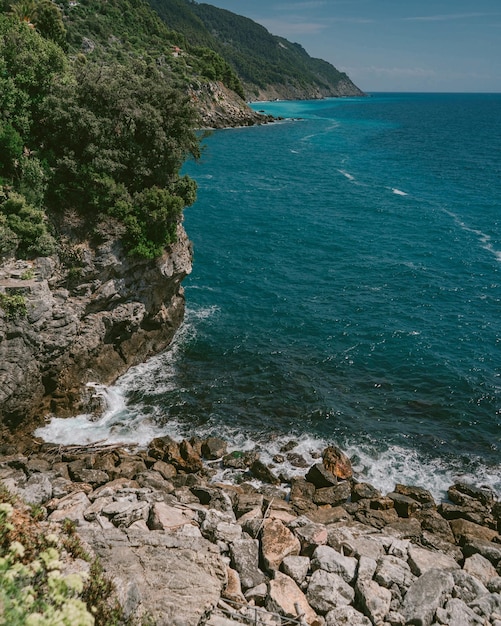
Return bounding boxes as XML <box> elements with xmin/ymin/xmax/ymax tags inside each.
<box><xmin>392</xmin><ymin>188</ymin><xmax>408</xmax><ymax>196</ymax></box>
<box><xmin>338</xmin><ymin>169</ymin><xmax>355</xmax><ymax>181</ymax></box>
<box><xmin>444</xmin><ymin>209</ymin><xmax>501</xmax><ymax>264</ymax></box>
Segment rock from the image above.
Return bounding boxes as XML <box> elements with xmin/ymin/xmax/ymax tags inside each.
<box><xmin>449</xmin><ymin>482</ymin><xmax>495</xmax><ymax>508</ymax></box>
<box><xmin>355</xmin><ymin>579</ymin><xmax>392</xmax><ymax>625</ymax></box>
<box><xmin>267</xmin><ymin>571</ymin><xmax>320</xmax><ymax>625</ymax></box>
<box><xmin>352</xmin><ymin>482</ymin><xmax>382</xmax><ymax>502</ymax></box>
<box><xmin>401</xmin><ymin>568</ymin><xmax>454</xmax><ymax>626</ymax></box>
<box><xmin>468</xmin><ymin>592</ymin><xmax>501</xmax><ymax>620</ymax></box>
<box><xmin>222</xmin><ymin>450</ymin><xmax>258</xmax><ymax>470</ymax></box>
<box><xmin>235</xmin><ymin>493</ymin><xmax>264</xmax><ymax>519</ymax></box>
<box><xmin>148</xmin><ymin>436</ymin><xmax>203</xmax><ymax>474</ymax></box>
<box><xmin>449</xmin><ymin>518</ymin><xmax>499</xmax><ymax>544</ymax></box>
<box><xmin>313</xmin><ymin>482</ymin><xmax>351</xmax><ymax>506</ymax></box>
<box><xmin>286</xmin><ymin>453</ymin><xmax>309</xmax><ymax>468</ymax></box>
<box><xmin>374</xmin><ymin>555</ymin><xmax>416</xmax><ymax>592</ymax></box>
<box><xmin>281</xmin><ymin>555</ymin><xmax>310</xmax><ymax>586</ymax></box>
<box><xmin>305</xmin><ymin>463</ymin><xmax>337</xmax><ymax>489</ymax></box>
<box><xmin>435</xmin><ymin>597</ymin><xmax>484</xmax><ymax>626</ymax></box>
<box><xmin>394</xmin><ymin>483</ymin><xmax>436</xmax><ymax>506</ymax></box>
<box><xmin>229</xmin><ymin>538</ymin><xmax>266</xmax><ymax>591</ymax></box>
<box><xmin>244</xmin><ymin>582</ymin><xmax>268</xmax><ymax>606</ymax></box>
<box><xmin>357</xmin><ymin>555</ymin><xmax>378</xmax><ymax>582</ymax></box>
<box><xmin>291</xmin><ymin>477</ymin><xmax>316</xmax><ymax>502</ymax></box>
<box><xmin>151</xmin><ymin>460</ymin><xmax>177</xmax><ymax>480</ymax></box>
<box><xmin>307</xmin><ymin>569</ymin><xmax>354</xmax><ymax>614</ymax></box>
<box><xmin>321</xmin><ymin>446</ymin><xmax>352</xmax><ymax>480</ymax></box>
<box><xmin>148</xmin><ymin>501</ymin><xmax>196</xmax><ymax>531</ymax></box>
<box><xmin>250</xmin><ymin>459</ymin><xmax>280</xmax><ymax>485</ymax></box>
<box><xmin>417</xmin><ymin>508</ymin><xmax>455</xmax><ymax>543</ymax></box>
<box><xmin>202</xmin><ymin>437</ymin><xmax>227</xmax><ymax>460</ymax></box>
<box><xmin>222</xmin><ymin>566</ymin><xmax>246</xmax><ymax>604</ymax></box>
<box><xmin>78</xmin><ymin>526</ymin><xmax>226</xmax><ymax>626</ymax></box>
<box><xmin>387</xmin><ymin>491</ymin><xmax>422</xmax><ymax>517</ymax></box>
<box><xmin>191</xmin><ymin>487</ymin><xmax>234</xmax><ymax>514</ymax></box>
<box><xmin>48</xmin><ymin>490</ymin><xmax>92</xmax><ymax>522</ymax></box>
<box><xmin>325</xmin><ymin>605</ymin><xmax>372</xmax><ymax>626</ymax></box>
<box><xmin>293</xmin><ymin>522</ymin><xmax>328</xmax><ymax>556</ymax></box>
<box><xmin>19</xmin><ymin>472</ymin><xmax>52</xmax><ymax>504</ymax></box>
<box><xmin>110</xmin><ymin>501</ymin><xmax>150</xmax><ymax>528</ymax></box>
<box><xmin>311</xmin><ymin>545</ymin><xmax>357</xmax><ymax>584</ymax></box>
<box><xmin>452</xmin><ymin>570</ymin><xmax>489</xmax><ymax>603</ymax></box>
<box><xmin>408</xmin><ymin>545</ymin><xmax>460</xmax><ymax>576</ymax></box>
<box><xmin>463</xmin><ymin>553</ymin><xmax>498</xmax><ymax>585</ymax></box>
<box><xmin>69</xmin><ymin>467</ymin><xmax>110</xmax><ymax>486</ymax></box>
<box><xmin>463</xmin><ymin>538</ymin><xmax>501</xmax><ymax>567</ymax></box>
<box><xmin>261</xmin><ymin>518</ymin><xmax>301</xmax><ymax>572</ymax></box>
<box><xmin>355</xmin><ymin>507</ymin><xmax>399</xmax><ymax>529</ymax></box>
<box><xmin>305</xmin><ymin>506</ymin><xmax>351</xmax><ymax>526</ymax></box>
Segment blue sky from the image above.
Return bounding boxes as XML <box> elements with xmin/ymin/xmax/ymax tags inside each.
<box><xmin>203</xmin><ymin>0</ymin><xmax>501</xmax><ymax>92</ymax></box>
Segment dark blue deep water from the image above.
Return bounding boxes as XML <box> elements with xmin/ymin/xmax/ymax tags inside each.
<box><xmin>38</xmin><ymin>93</ymin><xmax>501</xmax><ymax>497</ymax></box>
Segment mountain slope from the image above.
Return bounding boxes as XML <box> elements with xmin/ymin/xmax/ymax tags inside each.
<box><xmin>147</xmin><ymin>0</ymin><xmax>364</xmax><ymax>100</ymax></box>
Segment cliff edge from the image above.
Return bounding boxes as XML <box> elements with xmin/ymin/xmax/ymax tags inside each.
<box><xmin>0</xmin><ymin>222</ymin><xmax>192</xmax><ymax>431</ymax></box>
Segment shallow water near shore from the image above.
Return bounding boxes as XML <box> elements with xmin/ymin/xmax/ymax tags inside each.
<box><xmin>36</xmin><ymin>93</ymin><xmax>501</xmax><ymax>499</ymax></box>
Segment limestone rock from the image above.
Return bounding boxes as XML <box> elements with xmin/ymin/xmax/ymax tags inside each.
<box><xmin>281</xmin><ymin>555</ymin><xmax>310</xmax><ymax>586</ymax></box>
<box><xmin>463</xmin><ymin>553</ymin><xmax>497</xmax><ymax>585</ymax></box>
<box><xmin>48</xmin><ymin>490</ymin><xmax>92</xmax><ymax>522</ymax></box>
<box><xmin>267</xmin><ymin>571</ymin><xmax>320</xmax><ymax>625</ymax></box>
<box><xmin>305</xmin><ymin>463</ymin><xmax>337</xmax><ymax>489</ymax></box>
<box><xmin>202</xmin><ymin>437</ymin><xmax>228</xmax><ymax>460</ymax></box>
<box><xmin>307</xmin><ymin>569</ymin><xmax>354</xmax><ymax>614</ymax></box>
<box><xmin>18</xmin><ymin>472</ymin><xmax>52</xmax><ymax>504</ymax></box>
<box><xmin>452</xmin><ymin>570</ymin><xmax>489</xmax><ymax>604</ymax></box>
<box><xmin>435</xmin><ymin>597</ymin><xmax>484</xmax><ymax>626</ymax></box>
<box><xmin>313</xmin><ymin>482</ymin><xmax>351</xmax><ymax>506</ymax></box>
<box><xmin>311</xmin><ymin>545</ymin><xmax>357</xmax><ymax>584</ymax></box>
<box><xmin>293</xmin><ymin>522</ymin><xmax>328</xmax><ymax>556</ymax></box>
<box><xmin>229</xmin><ymin>538</ymin><xmax>267</xmax><ymax>591</ymax></box>
<box><xmin>408</xmin><ymin>545</ymin><xmax>460</xmax><ymax>576</ymax></box>
<box><xmin>325</xmin><ymin>605</ymin><xmax>372</xmax><ymax>626</ymax></box>
<box><xmin>401</xmin><ymin>568</ymin><xmax>454</xmax><ymax>626</ymax></box>
<box><xmin>355</xmin><ymin>579</ymin><xmax>392</xmax><ymax>625</ymax></box>
<box><xmin>374</xmin><ymin>554</ymin><xmax>416</xmax><ymax>592</ymax></box>
<box><xmin>261</xmin><ymin>519</ymin><xmax>301</xmax><ymax>572</ymax></box>
<box><xmin>149</xmin><ymin>501</ymin><xmax>197</xmax><ymax>531</ymax></box>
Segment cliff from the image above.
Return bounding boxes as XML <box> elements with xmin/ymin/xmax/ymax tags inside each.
<box><xmin>0</xmin><ymin>221</ymin><xmax>192</xmax><ymax>431</ymax></box>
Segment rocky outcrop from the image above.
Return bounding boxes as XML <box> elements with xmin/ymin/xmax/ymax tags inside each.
<box><xmin>0</xmin><ymin>222</ymin><xmax>192</xmax><ymax>431</ymax></box>
<box><xmin>190</xmin><ymin>81</ymin><xmax>275</xmax><ymax>129</ymax></box>
<box><xmin>1</xmin><ymin>439</ymin><xmax>500</xmax><ymax>625</ymax></box>
<box><xmin>249</xmin><ymin>77</ymin><xmax>365</xmax><ymax>103</ymax></box>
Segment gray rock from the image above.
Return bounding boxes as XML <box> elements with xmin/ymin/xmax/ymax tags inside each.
<box><xmin>48</xmin><ymin>490</ymin><xmax>92</xmax><ymax>523</ymax></box>
<box><xmin>305</xmin><ymin>463</ymin><xmax>337</xmax><ymax>489</ymax></box>
<box><xmin>401</xmin><ymin>569</ymin><xmax>455</xmax><ymax>626</ymax></box>
<box><xmin>408</xmin><ymin>545</ymin><xmax>460</xmax><ymax>577</ymax></box>
<box><xmin>463</xmin><ymin>538</ymin><xmax>501</xmax><ymax>568</ymax></box>
<box><xmin>325</xmin><ymin>606</ymin><xmax>372</xmax><ymax>626</ymax></box>
<box><xmin>356</xmin><ymin>579</ymin><xmax>392</xmax><ymax>625</ymax></box>
<box><xmin>463</xmin><ymin>553</ymin><xmax>497</xmax><ymax>585</ymax></box>
<box><xmin>229</xmin><ymin>538</ymin><xmax>266</xmax><ymax>591</ymax></box>
<box><xmin>435</xmin><ymin>598</ymin><xmax>484</xmax><ymax>626</ymax></box>
<box><xmin>313</xmin><ymin>482</ymin><xmax>351</xmax><ymax>506</ymax></box>
<box><xmin>375</xmin><ymin>555</ymin><xmax>416</xmax><ymax>592</ymax></box>
<box><xmin>311</xmin><ymin>545</ymin><xmax>357</xmax><ymax>584</ymax></box>
<box><xmin>307</xmin><ymin>569</ymin><xmax>354</xmax><ymax>614</ymax></box>
<box><xmin>20</xmin><ymin>472</ymin><xmax>52</xmax><ymax>504</ymax></box>
<box><xmin>357</xmin><ymin>555</ymin><xmax>378</xmax><ymax>583</ymax></box>
<box><xmin>267</xmin><ymin>572</ymin><xmax>320</xmax><ymax>625</ymax></box>
<box><xmin>294</xmin><ymin>522</ymin><xmax>328</xmax><ymax>556</ymax></box>
<box><xmin>78</xmin><ymin>526</ymin><xmax>226</xmax><ymax>626</ymax></box>
<box><xmin>468</xmin><ymin>592</ymin><xmax>501</xmax><ymax>618</ymax></box>
<box><xmin>281</xmin><ymin>555</ymin><xmax>311</xmax><ymax>586</ymax></box>
<box><xmin>452</xmin><ymin>570</ymin><xmax>489</xmax><ymax>604</ymax></box>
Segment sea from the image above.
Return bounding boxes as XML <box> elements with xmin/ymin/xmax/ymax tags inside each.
<box><xmin>36</xmin><ymin>93</ymin><xmax>501</xmax><ymax>500</ymax></box>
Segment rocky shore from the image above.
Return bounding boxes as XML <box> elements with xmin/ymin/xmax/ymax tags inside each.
<box><xmin>1</xmin><ymin>436</ymin><xmax>500</xmax><ymax>626</ymax></box>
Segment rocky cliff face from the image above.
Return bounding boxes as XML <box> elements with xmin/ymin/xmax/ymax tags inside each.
<box><xmin>0</xmin><ymin>222</ymin><xmax>192</xmax><ymax>431</ymax></box>
<box><xmin>247</xmin><ymin>77</ymin><xmax>365</xmax><ymax>103</ymax></box>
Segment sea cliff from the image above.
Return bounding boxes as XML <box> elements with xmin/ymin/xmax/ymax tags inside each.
<box><xmin>0</xmin><ymin>222</ymin><xmax>192</xmax><ymax>433</ymax></box>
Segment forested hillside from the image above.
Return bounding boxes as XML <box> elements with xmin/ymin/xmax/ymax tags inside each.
<box><xmin>147</xmin><ymin>0</ymin><xmax>364</xmax><ymax>99</ymax></box>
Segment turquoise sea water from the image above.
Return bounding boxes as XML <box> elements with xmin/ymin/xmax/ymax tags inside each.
<box><xmin>37</xmin><ymin>93</ymin><xmax>501</xmax><ymax>497</ymax></box>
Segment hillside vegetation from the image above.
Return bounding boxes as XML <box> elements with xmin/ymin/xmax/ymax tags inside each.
<box><xmin>147</xmin><ymin>0</ymin><xmax>364</xmax><ymax>99</ymax></box>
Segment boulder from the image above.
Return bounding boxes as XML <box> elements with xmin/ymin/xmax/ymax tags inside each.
<box><xmin>351</xmin><ymin>482</ymin><xmax>382</xmax><ymax>502</ymax></box>
<box><xmin>19</xmin><ymin>472</ymin><xmax>52</xmax><ymax>505</ymax></box>
<box><xmin>387</xmin><ymin>491</ymin><xmax>422</xmax><ymax>517</ymax></box>
<box><xmin>267</xmin><ymin>571</ymin><xmax>320</xmax><ymax>626</ymax></box>
<box><xmin>229</xmin><ymin>538</ymin><xmax>267</xmax><ymax>591</ymax></box>
<box><xmin>452</xmin><ymin>570</ymin><xmax>489</xmax><ymax>603</ymax></box>
<box><xmin>305</xmin><ymin>463</ymin><xmax>337</xmax><ymax>489</ymax></box>
<box><xmin>48</xmin><ymin>490</ymin><xmax>92</xmax><ymax>522</ymax></box>
<box><xmin>321</xmin><ymin>446</ymin><xmax>353</xmax><ymax>480</ymax></box>
<box><xmin>325</xmin><ymin>606</ymin><xmax>371</xmax><ymax>626</ymax></box>
<box><xmin>250</xmin><ymin>459</ymin><xmax>280</xmax><ymax>485</ymax></box>
<box><xmin>374</xmin><ymin>554</ymin><xmax>415</xmax><ymax>592</ymax></box>
<box><xmin>222</xmin><ymin>566</ymin><xmax>246</xmax><ymax>604</ymax></box>
<box><xmin>435</xmin><ymin>597</ymin><xmax>485</xmax><ymax>626</ymax></box>
<box><xmin>401</xmin><ymin>568</ymin><xmax>454</xmax><ymax>626</ymax></box>
<box><xmin>201</xmin><ymin>437</ymin><xmax>227</xmax><ymax>460</ymax></box>
<box><xmin>449</xmin><ymin>518</ymin><xmax>499</xmax><ymax>544</ymax></box>
<box><xmin>261</xmin><ymin>519</ymin><xmax>301</xmax><ymax>572</ymax></box>
<box><xmin>280</xmin><ymin>555</ymin><xmax>310</xmax><ymax>586</ymax></box>
<box><xmin>149</xmin><ymin>501</ymin><xmax>197</xmax><ymax>532</ymax></box>
<box><xmin>394</xmin><ymin>483</ymin><xmax>436</xmax><ymax>506</ymax></box>
<box><xmin>293</xmin><ymin>522</ymin><xmax>328</xmax><ymax>556</ymax></box>
<box><xmin>463</xmin><ymin>553</ymin><xmax>497</xmax><ymax>585</ymax></box>
<box><xmin>313</xmin><ymin>482</ymin><xmax>351</xmax><ymax>506</ymax></box>
<box><xmin>151</xmin><ymin>460</ymin><xmax>177</xmax><ymax>480</ymax></box>
<box><xmin>355</xmin><ymin>579</ymin><xmax>392</xmax><ymax>624</ymax></box>
<box><xmin>307</xmin><ymin>569</ymin><xmax>354</xmax><ymax>614</ymax></box>
<box><xmin>463</xmin><ymin>538</ymin><xmax>501</xmax><ymax>568</ymax></box>
<box><xmin>311</xmin><ymin>545</ymin><xmax>357</xmax><ymax>584</ymax></box>
<box><xmin>408</xmin><ymin>545</ymin><xmax>460</xmax><ymax>576</ymax></box>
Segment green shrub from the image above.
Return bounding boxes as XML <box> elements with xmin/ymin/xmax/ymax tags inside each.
<box><xmin>0</xmin><ymin>293</ymin><xmax>27</xmax><ymax>319</ymax></box>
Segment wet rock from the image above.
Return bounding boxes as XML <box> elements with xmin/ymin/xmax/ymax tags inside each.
<box><xmin>202</xmin><ymin>437</ymin><xmax>227</xmax><ymax>460</ymax></box>
<box><xmin>250</xmin><ymin>459</ymin><xmax>280</xmax><ymax>485</ymax></box>
<box><xmin>401</xmin><ymin>568</ymin><xmax>454</xmax><ymax>626</ymax></box>
<box><xmin>305</xmin><ymin>463</ymin><xmax>337</xmax><ymax>489</ymax></box>
<box><xmin>352</xmin><ymin>482</ymin><xmax>382</xmax><ymax>502</ymax></box>
<box><xmin>261</xmin><ymin>519</ymin><xmax>301</xmax><ymax>572</ymax></box>
<box><xmin>321</xmin><ymin>446</ymin><xmax>352</xmax><ymax>480</ymax></box>
<box><xmin>307</xmin><ymin>569</ymin><xmax>354</xmax><ymax>614</ymax></box>
<box><xmin>449</xmin><ymin>482</ymin><xmax>496</xmax><ymax>508</ymax></box>
<box><xmin>313</xmin><ymin>481</ymin><xmax>351</xmax><ymax>506</ymax></box>
<box><xmin>222</xmin><ymin>450</ymin><xmax>258</xmax><ymax>470</ymax></box>
<box><xmin>286</xmin><ymin>453</ymin><xmax>308</xmax><ymax>468</ymax></box>
<box><xmin>394</xmin><ymin>483</ymin><xmax>436</xmax><ymax>506</ymax></box>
